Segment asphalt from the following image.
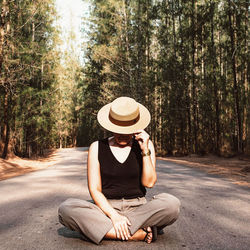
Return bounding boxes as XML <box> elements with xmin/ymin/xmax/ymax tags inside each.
<box><xmin>0</xmin><ymin>147</ymin><xmax>249</xmax><ymax>250</ymax></box>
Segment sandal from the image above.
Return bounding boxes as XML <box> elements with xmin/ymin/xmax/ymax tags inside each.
<box><xmin>142</xmin><ymin>226</ymin><xmax>157</xmax><ymax>243</ymax></box>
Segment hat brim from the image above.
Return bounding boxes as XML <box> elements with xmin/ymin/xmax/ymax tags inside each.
<box><xmin>97</xmin><ymin>103</ymin><xmax>151</xmax><ymax>134</ymax></box>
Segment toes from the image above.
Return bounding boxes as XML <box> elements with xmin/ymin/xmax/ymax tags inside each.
<box><xmin>146</xmin><ymin>227</ymin><xmax>153</xmax><ymax>243</ymax></box>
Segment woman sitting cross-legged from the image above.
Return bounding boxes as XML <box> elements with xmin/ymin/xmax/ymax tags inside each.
<box><xmin>58</xmin><ymin>96</ymin><xmax>181</xmax><ymax>244</ymax></box>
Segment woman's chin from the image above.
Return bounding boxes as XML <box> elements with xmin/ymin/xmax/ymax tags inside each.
<box><xmin>117</xmin><ymin>141</ymin><xmax>130</xmax><ymax>146</ymax></box>
<box><xmin>114</xmin><ymin>134</ymin><xmax>133</xmax><ymax>146</ymax></box>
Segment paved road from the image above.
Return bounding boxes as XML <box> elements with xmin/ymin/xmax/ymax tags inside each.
<box><xmin>0</xmin><ymin>148</ymin><xmax>249</xmax><ymax>250</ymax></box>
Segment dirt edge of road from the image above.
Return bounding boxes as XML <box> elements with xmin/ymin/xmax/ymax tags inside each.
<box><xmin>159</xmin><ymin>156</ymin><xmax>250</xmax><ymax>188</ymax></box>
<box><xmin>1</xmin><ymin>149</ymin><xmax>249</xmax><ymax>188</ymax></box>
<box><xmin>0</xmin><ymin>149</ymin><xmax>60</xmax><ymax>181</ymax></box>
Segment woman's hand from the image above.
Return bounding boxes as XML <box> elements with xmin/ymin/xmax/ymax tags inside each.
<box><xmin>134</xmin><ymin>130</ymin><xmax>157</xmax><ymax>187</ymax></box>
<box><xmin>110</xmin><ymin>213</ymin><xmax>131</xmax><ymax>240</ymax></box>
<box><xmin>134</xmin><ymin>130</ymin><xmax>150</xmax><ymax>153</ymax></box>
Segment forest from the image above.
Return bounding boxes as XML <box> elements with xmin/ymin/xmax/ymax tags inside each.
<box><xmin>0</xmin><ymin>0</ymin><xmax>249</xmax><ymax>159</ymax></box>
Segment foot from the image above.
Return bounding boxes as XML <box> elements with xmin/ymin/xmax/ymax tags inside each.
<box><xmin>105</xmin><ymin>227</ymin><xmax>156</xmax><ymax>243</ymax></box>
<box><xmin>142</xmin><ymin>227</ymin><xmax>153</xmax><ymax>243</ymax></box>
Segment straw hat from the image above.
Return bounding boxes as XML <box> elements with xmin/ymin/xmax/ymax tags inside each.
<box><xmin>97</xmin><ymin>97</ymin><xmax>151</xmax><ymax>134</ymax></box>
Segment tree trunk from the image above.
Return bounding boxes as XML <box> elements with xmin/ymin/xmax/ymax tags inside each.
<box><xmin>2</xmin><ymin>89</ymin><xmax>10</xmax><ymax>158</ymax></box>
<box><xmin>171</xmin><ymin>0</ymin><xmax>176</xmax><ymax>57</ymax></box>
<box><xmin>1</xmin><ymin>0</ymin><xmax>10</xmax><ymax>159</ymax></box>
<box><xmin>122</xmin><ymin>0</ymin><xmax>131</xmax><ymax>91</ymax></box>
<box><xmin>242</xmin><ymin>1</ymin><xmax>249</xmax><ymax>153</ymax></box>
<box><xmin>227</xmin><ymin>0</ymin><xmax>242</xmax><ymax>153</ymax></box>
<box><xmin>0</xmin><ymin>0</ymin><xmax>8</xmax><ymax>72</ymax></box>
<box><xmin>59</xmin><ymin>133</ymin><xmax>63</xmax><ymax>149</ymax></box>
<box><xmin>211</xmin><ymin>3</ymin><xmax>221</xmax><ymax>155</ymax></box>
<box><xmin>191</xmin><ymin>0</ymin><xmax>198</xmax><ymax>153</ymax></box>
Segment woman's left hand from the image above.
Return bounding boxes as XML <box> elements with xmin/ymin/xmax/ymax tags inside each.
<box><xmin>134</xmin><ymin>130</ymin><xmax>150</xmax><ymax>153</ymax></box>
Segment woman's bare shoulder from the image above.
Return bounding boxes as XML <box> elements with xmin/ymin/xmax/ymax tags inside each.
<box><xmin>148</xmin><ymin>139</ymin><xmax>155</xmax><ymax>148</ymax></box>
<box><xmin>89</xmin><ymin>140</ymin><xmax>98</xmax><ymax>153</ymax></box>
<box><xmin>88</xmin><ymin>141</ymin><xmax>99</xmax><ymax>168</ymax></box>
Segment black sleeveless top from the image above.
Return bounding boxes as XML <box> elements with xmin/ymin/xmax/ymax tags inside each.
<box><xmin>98</xmin><ymin>138</ymin><xmax>146</xmax><ymax>199</ymax></box>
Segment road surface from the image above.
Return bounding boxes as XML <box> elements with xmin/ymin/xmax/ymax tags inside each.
<box><xmin>0</xmin><ymin>147</ymin><xmax>249</xmax><ymax>250</ymax></box>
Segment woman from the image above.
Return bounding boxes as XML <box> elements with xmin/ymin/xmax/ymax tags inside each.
<box><xmin>58</xmin><ymin>97</ymin><xmax>181</xmax><ymax>245</ymax></box>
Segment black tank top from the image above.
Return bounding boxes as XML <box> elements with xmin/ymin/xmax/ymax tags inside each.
<box><xmin>98</xmin><ymin>138</ymin><xmax>146</xmax><ymax>199</ymax></box>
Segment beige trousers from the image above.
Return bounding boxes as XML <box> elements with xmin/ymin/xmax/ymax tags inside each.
<box><xmin>58</xmin><ymin>193</ymin><xmax>181</xmax><ymax>244</ymax></box>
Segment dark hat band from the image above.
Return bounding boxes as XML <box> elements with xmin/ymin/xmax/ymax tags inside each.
<box><xmin>109</xmin><ymin>114</ymin><xmax>140</xmax><ymax>127</ymax></box>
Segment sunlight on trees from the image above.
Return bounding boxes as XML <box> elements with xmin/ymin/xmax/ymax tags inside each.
<box><xmin>80</xmin><ymin>0</ymin><xmax>249</xmax><ymax>156</ymax></box>
<box><xmin>0</xmin><ymin>0</ymin><xmax>249</xmax><ymax>158</ymax></box>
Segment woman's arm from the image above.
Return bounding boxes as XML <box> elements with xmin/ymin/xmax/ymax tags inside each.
<box><xmin>134</xmin><ymin>130</ymin><xmax>157</xmax><ymax>188</ymax></box>
<box><xmin>87</xmin><ymin>141</ymin><xmax>131</xmax><ymax>240</ymax></box>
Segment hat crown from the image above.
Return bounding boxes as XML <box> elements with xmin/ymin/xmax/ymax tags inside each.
<box><xmin>110</xmin><ymin>97</ymin><xmax>139</xmax><ymax>121</ymax></box>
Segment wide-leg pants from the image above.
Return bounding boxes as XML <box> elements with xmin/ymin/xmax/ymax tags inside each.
<box><xmin>58</xmin><ymin>193</ymin><xmax>181</xmax><ymax>244</ymax></box>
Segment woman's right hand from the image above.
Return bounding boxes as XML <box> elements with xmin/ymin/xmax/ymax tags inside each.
<box><xmin>110</xmin><ymin>213</ymin><xmax>131</xmax><ymax>240</ymax></box>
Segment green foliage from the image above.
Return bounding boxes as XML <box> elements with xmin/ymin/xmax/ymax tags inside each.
<box><xmin>0</xmin><ymin>0</ymin><xmax>61</xmax><ymax>157</ymax></box>
<box><xmin>80</xmin><ymin>0</ymin><xmax>249</xmax><ymax>156</ymax></box>
<box><xmin>0</xmin><ymin>0</ymin><xmax>248</xmax><ymax>157</ymax></box>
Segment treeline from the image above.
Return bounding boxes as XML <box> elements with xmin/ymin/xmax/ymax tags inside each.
<box><xmin>0</xmin><ymin>0</ymin><xmax>83</xmax><ymax>158</ymax></box>
<box><xmin>0</xmin><ymin>0</ymin><xmax>249</xmax><ymax>159</ymax></box>
<box><xmin>0</xmin><ymin>0</ymin><xmax>59</xmax><ymax>158</ymax></box>
<box><xmin>81</xmin><ymin>0</ymin><xmax>249</xmax><ymax>156</ymax></box>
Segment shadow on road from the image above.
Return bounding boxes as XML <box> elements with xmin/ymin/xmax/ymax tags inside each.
<box><xmin>57</xmin><ymin>227</ymin><xmax>86</xmax><ymax>240</ymax></box>
<box><xmin>1</xmin><ymin>148</ymin><xmax>250</xmax><ymax>250</ymax></box>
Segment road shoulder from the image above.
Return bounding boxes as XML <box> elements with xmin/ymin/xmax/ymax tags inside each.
<box><xmin>157</xmin><ymin>155</ymin><xmax>250</xmax><ymax>188</ymax></box>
